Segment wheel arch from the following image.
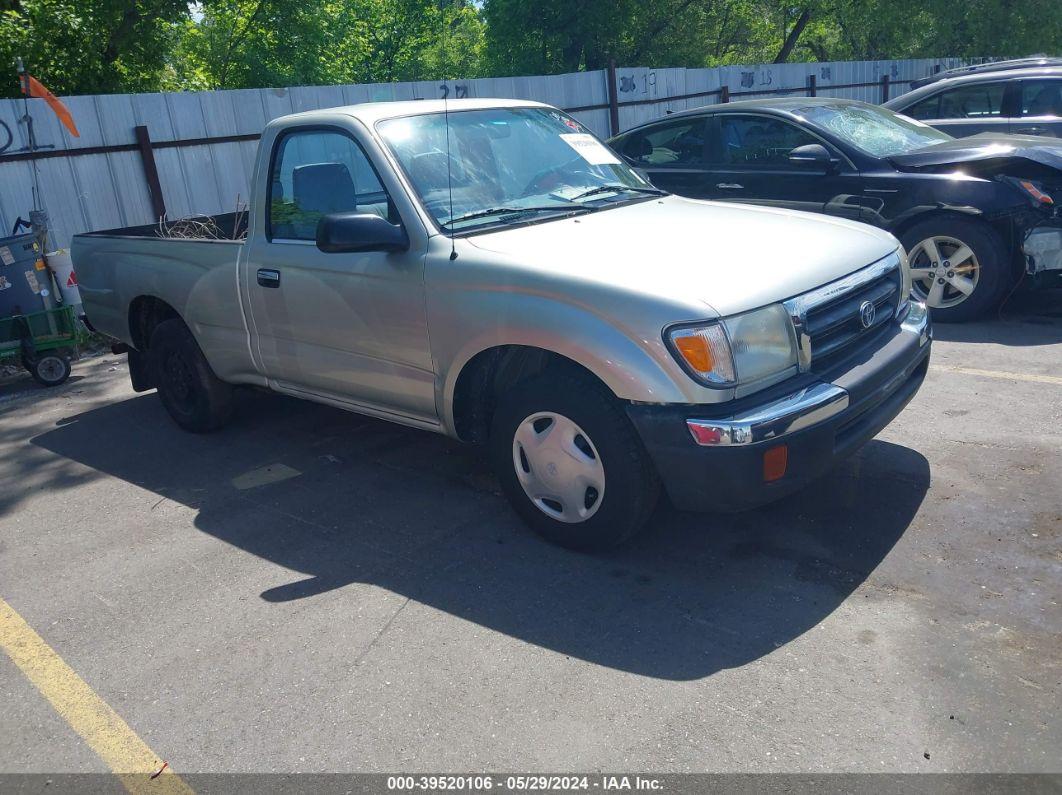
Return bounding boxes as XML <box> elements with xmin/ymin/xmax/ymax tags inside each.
<box><xmin>128</xmin><ymin>295</ymin><xmax>181</xmax><ymax>352</ymax></box>
<box><xmin>449</xmin><ymin>345</ymin><xmax>620</xmax><ymax>443</ymax></box>
<box><xmin>891</xmin><ymin>207</ymin><xmax>981</xmax><ymax>244</ymax></box>
<box><xmin>126</xmin><ymin>295</ymin><xmax>183</xmax><ymax>392</ymax></box>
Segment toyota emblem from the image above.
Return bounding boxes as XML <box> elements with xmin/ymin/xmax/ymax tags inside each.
<box><xmin>859</xmin><ymin>300</ymin><xmax>876</xmax><ymax>329</ymax></box>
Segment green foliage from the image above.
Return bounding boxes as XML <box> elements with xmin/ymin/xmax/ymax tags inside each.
<box><xmin>0</xmin><ymin>0</ymin><xmax>1058</xmax><ymax>98</ymax></box>
<box><xmin>0</xmin><ymin>0</ymin><xmax>190</xmax><ymax>98</ymax></box>
<box><xmin>165</xmin><ymin>0</ymin><xmax>485</xmax><ymax>90</ymax></box>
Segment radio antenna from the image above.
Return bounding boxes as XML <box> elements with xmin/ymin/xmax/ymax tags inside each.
<box><xmin>444</xmin><ymin>91</ymin><xmax>457</xmax><ymax>261</ymax></box>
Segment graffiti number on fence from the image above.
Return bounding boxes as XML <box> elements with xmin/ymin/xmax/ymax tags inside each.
<box><xmin>0</xmin><ymin>120</ymin><xmax>12</xmax><ymax>155</ymax></box>
<box><xmin>439</xmin><ymin>83</ymin><xmax>468</xmax><ymax>99</ymax></box>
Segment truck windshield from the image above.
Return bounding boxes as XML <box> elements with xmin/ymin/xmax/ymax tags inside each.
<box><xmin>796</xmin><ymin>102</ymin><xmax>952</xmax><ymax>157</ymax></box>
<box><xmin>377</xmin><ymin>107</ymin><xmax>661</xmax><ymax>233</ymax></box>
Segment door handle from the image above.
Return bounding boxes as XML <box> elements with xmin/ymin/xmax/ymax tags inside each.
<box><xmin>1014</xmin><ymin>126</ymin><xmax>1046</xmax><ymax>135</ymax></box>
<box><xmin>716</xmin><ymin>183</ymin><xmax>744</xmax><ymax>190</ymax></box>
<box><xmin>257</xmin><ymin>269</ymin><xmax>281</xmax><ymax>288</ymax></box>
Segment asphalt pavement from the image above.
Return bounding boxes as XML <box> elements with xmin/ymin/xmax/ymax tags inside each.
<box><xmin>0</xmin><ymin>293</ymin><xmax>1059</xmax><ymax>777</ymax></box>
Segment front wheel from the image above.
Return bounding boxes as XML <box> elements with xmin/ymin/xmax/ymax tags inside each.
<box><xmin>901</xmin><ymin>216</ymin><xmax>1011</xmax><ymax>323</ymax></box>
<box><xmin>490</xmin><ymin>371</ymin><xmax>659</xmax><ymax>551</ymax></box>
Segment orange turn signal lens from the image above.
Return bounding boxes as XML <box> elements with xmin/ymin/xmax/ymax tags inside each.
<box><xmin>763</xmin><ymin>444</ymin><xmax>788</xmax><ymax>482</ymax></box>
<box><xmin>674</xmin><ymin>335</ymin><xmax>715</xmax><ymax>373</ymax></box>
<box><xmin>1020</xmin><ymin>180</ymin><xmax>1054</xmax><ymax>205</ymax></box>
<box><xmin>668</xmin><ymin>324</ymin><xmax>735</xmax><ymax>384</ymax></box>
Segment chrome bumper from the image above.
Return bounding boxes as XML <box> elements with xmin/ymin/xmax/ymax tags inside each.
<box><xmin>687</xmin><ymin>302</ymin><xmax>930</xmax><ymax>447</ymax></box>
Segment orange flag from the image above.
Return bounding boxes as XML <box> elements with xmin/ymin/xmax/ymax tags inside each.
<box><xmin>19</xmin><ymin>73</ymin><xmax>80</xmax><ymax>138</ymax></box>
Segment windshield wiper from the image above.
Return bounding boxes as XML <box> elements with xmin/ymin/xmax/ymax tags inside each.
<box><xmin>442</xmin><ymin>205</ymin><xmax>586</xmax><ymax>229</ymax></box>
<box><xmin>566</xmin><ymin>185</ymin><xmax>667</xmax><ymax>202</ymax></box>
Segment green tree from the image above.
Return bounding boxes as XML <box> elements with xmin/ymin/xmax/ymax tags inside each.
<box><xmin>0</xmin><ymin>0</ymin><xmax>191</xmax><ymax>98</ymax></box>
<box><xmin>3</xmin><ymin>0</ymin><xmax>1059</xmax><ymax>97</ymax></box>
<box><xmin>167</xmin><ymin>0</ymin><xmax>484</xmax><ymax>90</ymax></box>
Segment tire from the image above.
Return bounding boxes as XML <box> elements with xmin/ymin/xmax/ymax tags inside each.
<box><xmin>900</xmin><ymin>216</ymin><xmax>1011</xmax><ymax>323</ymax></box>
<box><xmin>150</xmin><ymin>318</ymin><xmax>234</xmax><ymax>433</ymax></box>
<box><xmin>490</xmin><ymin>370</ymin><xmax>660</xmax><ymax>551</ymax></box>
<box><xmin>28</xmin><ymin>353</ymin><xmax>71</xmax><ymax>387</ymax></box>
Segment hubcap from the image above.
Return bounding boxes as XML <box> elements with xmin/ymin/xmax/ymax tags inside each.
<box><xmin>907</xmin><ymin>235</ymin><xmax>980</xmax><ymax>308</ymax></box>
<box><xmin>37</xmin><ymin>356</ymin><xmax>66</xmax><ymax>383</ymax></box>
<box><xmin>163</xmin><ymin>352</ymin><xmax>195</xmax><ymax>408</ymax></box>
<box><xmin>512</xmin><ymin>412</ymin><xmax>605</xmax><ymax>524</ymax></box>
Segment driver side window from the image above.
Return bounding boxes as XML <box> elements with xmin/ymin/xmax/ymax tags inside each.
<box><xmin>268</xmin><ymin>129</ymin><xmax>397</xmax><ymax>241</ymax></box>
<box><xmin>716</xmin><ymin>115</ymin><xmax>819</xmax><ymax>165</ymax></box>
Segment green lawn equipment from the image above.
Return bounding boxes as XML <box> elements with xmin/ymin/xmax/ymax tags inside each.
<box><xmin>0</xmin><ymin>304</ymin><xmax>82</xmax><ymax>387</ymax></box>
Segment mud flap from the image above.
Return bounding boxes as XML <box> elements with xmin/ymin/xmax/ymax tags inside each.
<box><xmin>128</xmin><ymin>347</ymin><xmax>157</xmax><ymax>392</ymax></box>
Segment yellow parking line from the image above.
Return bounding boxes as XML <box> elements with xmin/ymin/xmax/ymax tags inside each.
<box><xmin>0</xmin><ymin>598</ymin><xmax>193</xmax><ymax>794</ymax></box>
<box><xmin>931</xmin><ymin>365</ymin><xmax>1062</xmax><ymax>386</ymax></box>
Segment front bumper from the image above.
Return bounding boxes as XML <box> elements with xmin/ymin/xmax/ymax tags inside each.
<box><xmin>627</xmin><ymin>302</ymin><xmax>932</xmax><ymax>513</ymax></box>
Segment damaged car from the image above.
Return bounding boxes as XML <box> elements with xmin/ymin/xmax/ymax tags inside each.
<box><xmin>610</xmin><ymin>98</ymin><xmax>1062</xmax><ymax>322</ymax></box>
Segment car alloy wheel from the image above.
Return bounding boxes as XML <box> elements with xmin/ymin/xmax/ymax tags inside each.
<box><xmin>907</xmin><ymin>235</ymin><xmax>981</xmax><ymax>309</ymax></box>
<box><xmin>511</xmin><ymin>411</ymin><xmax>605</xmax><ymax>524</ymax></box>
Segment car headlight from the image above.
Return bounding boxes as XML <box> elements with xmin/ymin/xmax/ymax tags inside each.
<box><xmin>666</xmin><ymin>304</ymin><xmax>798</xmax><ymax>387</ymax></box>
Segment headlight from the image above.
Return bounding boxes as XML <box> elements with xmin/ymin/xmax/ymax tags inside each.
<box><xmin>667</xmin><ymin>304</ymin><xmax>797</xmax><ymax>387</ymax></box>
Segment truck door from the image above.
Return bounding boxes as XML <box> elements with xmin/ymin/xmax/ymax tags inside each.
<box><xmin>242</xmin><ymin>125</ymin><xmax>436</xmax><ymax>423</ymax></box>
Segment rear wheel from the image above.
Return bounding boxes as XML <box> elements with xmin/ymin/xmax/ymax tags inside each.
<box><xmin>150</xmin><ymin>318</ymin><xmax>234</xmax><ymax>432</ymax></box>
<box><xmin>901</xmin><ymin>216</ymin><xmax>1011</xmax><ymax>322</ymax></box>
<box><xmin>490</xmin><ymin>371</ymin><xmax>659</xmax><ymax>551</ymax></box>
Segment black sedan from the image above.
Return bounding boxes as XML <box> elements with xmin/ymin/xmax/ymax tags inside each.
<box><xmin>608</xmin><ymin>98</ymin><xmax>1062</xmax><ymax>322</ymax></box>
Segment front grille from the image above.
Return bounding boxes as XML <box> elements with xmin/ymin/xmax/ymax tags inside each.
<box><xmin>787</xmin><ymin>255</ymin><xmax>903</xmax><ymax>370</ymax></box>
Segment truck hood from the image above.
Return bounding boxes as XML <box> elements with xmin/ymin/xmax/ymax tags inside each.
<box><xmin>465</xmin><ymin>195</ymin><xmax>898</xmax><ymax>317</ymax></box>
<box><xmin>889</xmin><ymin>133</ymin><xmax>1062</xmax><ymax>172</ymax></box>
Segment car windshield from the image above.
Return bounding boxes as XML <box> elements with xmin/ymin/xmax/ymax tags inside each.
<box><xmin>796</xmin><ymin>102</ymin><xmax>952</xmax><ymax>157</ymax></box>
<box><xmin>377</xmin><ymin>107</ymin><xmax>659</xmax><ymax>232</ymax></box>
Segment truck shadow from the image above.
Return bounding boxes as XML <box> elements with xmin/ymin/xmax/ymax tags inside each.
<box><xmin>31</xmin><ymin>390</ymin><xmax>929</xmax><ymax>680</ymax></box>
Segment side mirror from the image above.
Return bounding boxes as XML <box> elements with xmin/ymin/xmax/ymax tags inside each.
<box><xmin>316</xmin><ymin>212</ymin><xmax>409</xmax><ymax>254</ymax></box>
<box><xmin>788</xmin><ymin>143</ymin><xmax>837</xmax><ymax>171</ymax></box>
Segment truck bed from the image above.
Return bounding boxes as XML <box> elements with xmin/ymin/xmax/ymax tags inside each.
<box><xmin>79</xmin><ymin>211</ymin><xmax>249</xmax><ymax>242</ymax></box>
<box><xmin>72</xmin><ymin>211</ymin><xmax>256</xmax><ymax>383</ymax></box>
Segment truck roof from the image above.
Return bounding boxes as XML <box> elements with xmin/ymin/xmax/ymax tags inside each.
<box><xmin>271</xmin><ymin>97</ymin><xmax>551</xmax><ymax>127</ymax></box>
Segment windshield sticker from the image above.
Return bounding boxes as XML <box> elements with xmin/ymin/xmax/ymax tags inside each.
<box><xmin>560</xmin><ymin>133</ymin><xmax>621</xmax><ymax>165</ymax></box>
<box><xmin>0</xmin><ymin>247</ymin><xmax>13</xmax><ymax>266</ymax></box>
